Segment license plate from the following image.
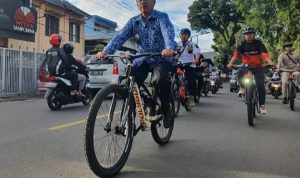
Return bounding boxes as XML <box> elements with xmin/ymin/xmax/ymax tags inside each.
<box><xmin>90</xmin><ymin>71</ymin><xmax>104</xmax><ymax>76</ymax></box>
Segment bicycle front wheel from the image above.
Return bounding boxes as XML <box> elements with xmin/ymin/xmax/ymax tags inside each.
<box><xmin>288</xmin><ymin>82</ymin><xmax>296</xmax><ymax>111</ymax></box>
<box><xmin>85</xmin><ymin>84</ymin><xmax>134</xmax><ymax>178</ymax></box>
<box><xmin>171</xmin><ymin>80</ymin><xmax>180</xmax><ymax>116</ymax></box>
<box><xmin>246</xmin><ymin>85</ymin><xmax>254</xmax><ymax>127</ymax></box>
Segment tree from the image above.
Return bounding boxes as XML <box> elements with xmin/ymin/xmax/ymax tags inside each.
<box><xmin>236</xmin><ymin>0</ymin><xmax>300</xmax><ymax>58</ymax></box>
<box><xmin>188</xmin><ymin>0</ymin><xmax>243</xmax><ymax>69</ymax></box>
<box><xmin>94</xmin><ymin>44</ymin><xmax>105</xmax><ymax>51</ymax></box>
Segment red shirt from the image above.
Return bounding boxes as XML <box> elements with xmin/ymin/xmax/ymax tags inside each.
<box><xmin>233</xmin><ymin>40</ymin><xmax>270</xmax><ymax>67</ymax></box>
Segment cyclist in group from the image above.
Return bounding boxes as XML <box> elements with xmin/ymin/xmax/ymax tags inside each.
<box><xmin>176</xmin><ymin>28</ymin><xmax>201</xmax><ymax>105</ymax></box>
<box><xmin>277</xmin><ymin>41</ymin><xmax>300</xmax><ymax>104</ymax></box>
<box><xmin>96</xmin><ymin>0</ymin><xmax>176</xmax><ymax>128</ymax></box>
<box><xmin>227</xmin><ymin>27</ymin><xmax>274</xmax><ymax>114</ymax></box>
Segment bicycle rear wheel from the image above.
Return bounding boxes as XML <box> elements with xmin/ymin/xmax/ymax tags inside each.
<box><xmin>85</xmin><ymin>84</ymin><xmax>134</xmax><ymax>178</ymax></box>
<box><xmin>246</xmin><ymin>85</ymin><xmax>254</xmax><ymax>127</ymax></box>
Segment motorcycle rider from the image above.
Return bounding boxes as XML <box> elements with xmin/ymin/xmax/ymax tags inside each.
<box><xmin>195</xmin><ymin>54</ymin><xmax>209</xmax><ymax>96</ymax></box>
<box><xmin>45</xmin><ymin>34</ymin><xmax>78</xmax><ymax>95</ymax></box>
<box><xmin>277</xmin><ymin>41</ymin><xmax>300</xmax><ymax>104</ymax></box>
<box><xmin>96</xmin><ymin>0</ymin><xmax>176</xmax><ymax>128</ymax></box>
<box><xmin>62</xmin><ymin>43</ymin><xmax>87</xmax><ymax>97</ymax></box>
<box><xmin>227</xmin><ymin>27</ymin><xmax>274</xmax><ymax>114</ymax></box>
<box><xmin>177</xmin><ymin>28</ymin><xmax>201</xmax><ymax>105</ymax></box>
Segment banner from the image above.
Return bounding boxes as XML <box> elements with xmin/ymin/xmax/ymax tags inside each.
<box><xmin>0</xmin><ymin>0</ymin><xmax>37</xmax><ymax>41</ymax></box>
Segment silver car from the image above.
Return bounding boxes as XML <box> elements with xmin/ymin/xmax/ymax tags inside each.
<box><xmin>83</xmin><ymin>54</ymin><xmax>128</xmax><ymax>93</ymax></box>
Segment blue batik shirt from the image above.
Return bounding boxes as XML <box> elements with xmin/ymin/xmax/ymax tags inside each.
<box><xmin>104</xmin><ymin>10</ymin><xmax>176</xmax><ymax>69</ymax></box>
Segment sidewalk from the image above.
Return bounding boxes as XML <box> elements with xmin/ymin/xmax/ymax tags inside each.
<box><xmin>0</xmin><ymin>94</ymin><xmax>44</xmax><ymax>103</ymax></box>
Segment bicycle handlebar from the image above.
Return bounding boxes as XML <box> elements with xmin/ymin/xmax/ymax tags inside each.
<box><xmin>232</xmin><ymin>64</ymin><xmax>275</xmax><ymax>70</ymax></box>
<box><xmin>279</xmin><ymin>68</ymin><xmax>300</xmax><ymax>73</ymax></box>
<box><xmin>102</xmin><ymin>52</ymin><xmax>175</xmax><ymax>62</ymax></box>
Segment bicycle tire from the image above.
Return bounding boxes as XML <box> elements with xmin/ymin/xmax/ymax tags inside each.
<box><xmin>288</xmin><ymin>82</ymin><xmax>295</xmax><ymax>111</ymax></box>
<box><xmin>246</xmin><ymin>85</ymin><xmax>254</xmax><ymax>127</ymax></box>
<box><xmin>151</xmin><ymin>92</ymin><xmax>175</xmax><ymax>145</ymax></box>
<box><xmin>85</xmin><ymin>84</ymin><xmax>134</xmax><ymax>178</ymax></box>
<box><xmin>184</xmin><ymin>81</ymin><xmax>192</xmax><ymax>111</ymax></box>
<box><xmin>171</xmin><ymin>80</ymin><xmax>180</xmax><ymax>116</ymax></box>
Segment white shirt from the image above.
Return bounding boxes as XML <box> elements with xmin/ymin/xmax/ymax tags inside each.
<box><xmin>177</xmin><ymin>41</ymin><xmax>201</xmax><ymax>64</ymax></box>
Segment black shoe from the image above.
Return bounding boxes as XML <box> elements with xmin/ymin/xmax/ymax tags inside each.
<box><xmin>194</xmin><ymin>97</ymin><xmax>199</xmax><ymax>103</ymax></box>
<box><xmin>282</xmin><ymin>97</ymin><xmax>288</xmax><ymax>104</ymax></box>
<box><xmin>163</xmin><ymin>106</ymin><xmax>173</xmax><ymax>129</ymax></box>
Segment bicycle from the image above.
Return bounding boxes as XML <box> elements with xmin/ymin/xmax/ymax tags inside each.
<box><xmin>85</xmin><ymin>53</ymin><xmax>175</xmax><ymax>178</ymax></box>
<box><xmin>280</xmin><ymin>68</ymin><xmax>300</xmax><ymax>111</ymax></box>
<box><xmin>171</xmin><ymin>61</ymin><xmax>193</xmax><ymax>112</ymax></box>
<box><xmin>232</xmin><ymin>65</ymin><xmax>272</xmax><ymax>127</ymax></box>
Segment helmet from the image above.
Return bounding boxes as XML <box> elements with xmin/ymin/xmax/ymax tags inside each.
<box><xmin>283</xmin><ymin>41</ymin><xmax>293</xmax><ymax>47</ymax></box>
<box><xmin>180</xmin><ymin>28</ymin><xmax>191</xmax><ymax>36</ymax></box>
<box><xmin>49</xmin><ymin>34</ymin><xmax>62</xmax><ymax>46</ymax></box>
<box><xmin>243</xmin><ymin>27</ymin><xmax>256</xmax><ymax>34</ymax></box>
<box><xmin>63</xmin><ymin>43</ymin><xmax>74</xmax><ymax>54</ymax></box>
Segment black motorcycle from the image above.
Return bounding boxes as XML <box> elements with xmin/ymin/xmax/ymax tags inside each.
<box><xmin>44</xmin><ymin>69</ymin><xmax>92</xmax><ymax>111</ymax></box>
<box><xmin>202</xmin><ymin>72</ymin><xmax>211</xmax><ymax>96</ymax></box>
<box><xmin>268</xmin><ymin>71</ymin><xmax>282</xmax><ymax>99</ymax></box>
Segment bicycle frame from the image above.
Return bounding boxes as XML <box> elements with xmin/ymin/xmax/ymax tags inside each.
<box><xmin>112</xmin><ymin>58</ymin><xmax>163</xmax><ymax>134</ymax></box>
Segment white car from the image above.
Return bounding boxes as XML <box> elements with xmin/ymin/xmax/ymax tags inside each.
<box><xmin>83</xmin><ymin>54</ymin><xmax>128</xmax><ymax>93</ymax></box>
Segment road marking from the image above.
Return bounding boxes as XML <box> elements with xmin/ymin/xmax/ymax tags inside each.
<box><xmin>48</xmin><ymin>111</ymin><xmax>121</xmax><ymax>131</ymax></box>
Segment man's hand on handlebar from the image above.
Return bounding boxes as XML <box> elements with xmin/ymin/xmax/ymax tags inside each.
<box><xmin>227</xmin><ymin>63</ymin><xmax>234</xmax><ymax>70</ymax></box>
<box><xmin>162</xmin><ymin>48</ymin><xmax>175</xmax><ymax>58</ymax></box>
<box><xmin>96</xmin><ymin>51</ymin><xmax>108</xmax><ymax>60</ymax></box>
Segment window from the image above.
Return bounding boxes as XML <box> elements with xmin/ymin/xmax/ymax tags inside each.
<box><xmin>69</xmin><ymin>23</ymin><xmax>80</xmax><ymax>43</ymax></box>
<box><xmin>94</xmin><ymin>23</ymin><xmax>109</xmax><ymax>32</ymax></box>
<box><xmin>45</xmin><ymin>14</ymin><xmax>59</xmax><ymax>36</ymax></box>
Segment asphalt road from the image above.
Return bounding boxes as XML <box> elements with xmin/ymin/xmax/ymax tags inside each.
<box><xmin>0</xmin><ymin>86</ymin><xmax>300</xmax><ymax>178</ymax></box>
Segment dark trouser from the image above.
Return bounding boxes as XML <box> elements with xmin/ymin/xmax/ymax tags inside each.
<box><xmin>134</xmin><ymin>62</ymin><xmax>171</xmax><ymax>113</ymax></box>
<box><xmin>237</xmin><ymin>68</ymin><xmax>266</xmax><ymax>106</ymax></box>
<box><xmin>195</xmin><ymin>68</ymin><xmax>204</xmax><ymax>94</ymax></box>
<box><xmin>183</xmin><ymin>65</ymin><xmax>196</xmax><ymax>96</ymax></box>
<box><xmin>61</xmin><ymin>71</ymin><xmax>78</xmax><ymax>91</ymax></box>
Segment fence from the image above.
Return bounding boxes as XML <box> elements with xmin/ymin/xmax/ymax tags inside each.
<box><xmin>0</xmin><ymin>47</ymin><xmax>45</xmax><ymax>96</ymax></box>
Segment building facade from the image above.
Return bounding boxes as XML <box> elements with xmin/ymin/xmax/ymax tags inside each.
<box><xmin>0</xmin><ymin>0</ymin><xmax>89</xmax><ymax>57</ymax></box>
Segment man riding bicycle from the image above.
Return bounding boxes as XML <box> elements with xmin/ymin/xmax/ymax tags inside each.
<box><xmin>96</xmin><ymin>0</ymin><xmax>176</xmax><ymax>127</ymax></box>
<box><xmin>277</xmin><ymin>41</ymin><xmax>300</xmax><ymax>104</ymax></box>
<box><xmin>227</xmin><ymin>27</ymin><xmax>274</xmax><ymax>114</ymax></box>
<box><xmin>177</xmin><ymin>28</ymin><xmax>201</xmax><ymax>105</ymax></box>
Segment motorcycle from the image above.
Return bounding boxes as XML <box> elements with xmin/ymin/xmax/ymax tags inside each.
<box><xmin>268</xmin><ymin>71</ymin><xmax>282</xmax><ymax>99</ymax></box>
<box><xmin>44</xmin><ymin>69</ymin><xmax>92</xmax><ymax>111</ymax></box>
<box><xmin>210</xmin><ymin>75</ymin><xmax>220</xmax><ymax>94</ymax></box>
<box><xmin>202</xmin><ymin>72</ymin><xmax>211</xmax><ymax>96</ymax></box>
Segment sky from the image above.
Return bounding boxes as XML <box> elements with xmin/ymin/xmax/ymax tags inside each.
<box><xmin>68</xmin><ymin>0</ymin><xmax>214</xmax><ymax>52</ymax></box>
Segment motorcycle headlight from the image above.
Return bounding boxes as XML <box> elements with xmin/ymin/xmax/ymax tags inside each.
<box><xmin>272</xmin><ymin>84</ymin><xmax>280</xmax><ymax>88</ymax></box>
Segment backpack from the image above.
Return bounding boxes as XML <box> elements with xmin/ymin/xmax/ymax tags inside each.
<box><xmin>45</xmin><ymin>47</ymin><xmax>66</xmax><ymax>75</ymax></box>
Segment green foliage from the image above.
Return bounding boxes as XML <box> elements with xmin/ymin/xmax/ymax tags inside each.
<box><xmin>94</xmin><ymin>44</ymin><xmax>105</xmax><ymax>51</ymax></box>
<box><xmin>188</xmin><ymin>0</ymin><xmax>243</xmax><ymax>69</ymax></box>
<box><xmin>188</xmin><ymin>0</ymin><xmax>300</xmax><ymax>65</ymax></box>
<box><xmin>236</xmin><ymin>0</ymin><xmax>300</xmax><ymax>60</ymax></box>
